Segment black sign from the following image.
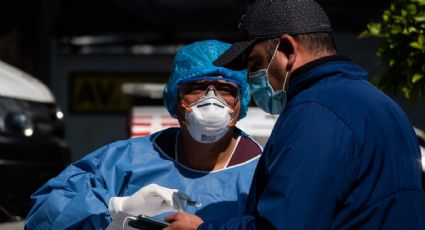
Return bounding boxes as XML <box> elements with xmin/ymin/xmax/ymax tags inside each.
<box><xmin>69</xmin><ymin>73</ymin><xmax>168</xmax><ymax>113</ymax></box>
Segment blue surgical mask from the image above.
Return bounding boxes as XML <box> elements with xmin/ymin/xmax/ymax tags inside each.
<box><xmin>248</xmin><ymin>42</ymin><xmax>289</xmax><ymax>115</ymax></box>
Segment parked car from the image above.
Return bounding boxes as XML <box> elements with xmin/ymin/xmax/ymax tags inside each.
<box><xmin>0</xmin><ymin>60</ymin><xmax>70</xmax><ymax>222</ymax></box>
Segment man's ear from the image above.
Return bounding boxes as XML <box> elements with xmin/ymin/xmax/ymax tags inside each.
<box><xmin>279</xmin><ymin>34</ymin><xmax>297</xmax><ymax>69</ymax></box>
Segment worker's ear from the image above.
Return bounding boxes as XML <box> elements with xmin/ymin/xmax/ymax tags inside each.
<box><xmin>175</xmin><ymin>99</ymin><xmax>190</xmax><ymax>126</ymax></box>
<box><xmin>279</xmin><ymin>34</ymin><xmax>297</xmax><ymax>69</ymax></box>
<box><xmin>228</xmin><ymin>100</ymin><xmax>240</xmax><ymax>127</ymax></box>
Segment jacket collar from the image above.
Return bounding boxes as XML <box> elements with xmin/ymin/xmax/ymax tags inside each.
<box><xmin>287</xmin><ymin>55</ymin><xmax>367</xmax><ymax>100</ymax></box>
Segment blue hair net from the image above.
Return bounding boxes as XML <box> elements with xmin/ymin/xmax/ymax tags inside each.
<box><xmin>163</xmin><ymin>40</ymin><xmax>250</xmax><ymax>120</ymax></box>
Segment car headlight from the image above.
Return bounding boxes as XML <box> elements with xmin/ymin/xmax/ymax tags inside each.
<box><xmin>0</xmin><ymin>97</ymin><xmax>33</xmax><ymax>136</ymax></box>
<box><xmin>0</xmin><ymin>96</ymin><xmax>64</xmax><ymax>137</ymax></box>
<box><xmin>4</xmin><ymin>111</ymin><xmax>34</xmax><ymax>136</ymax></box>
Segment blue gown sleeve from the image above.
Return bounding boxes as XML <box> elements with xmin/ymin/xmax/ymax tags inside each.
<box><xmin>200</xmin><ymin>102</ymin><xmax>357</xmax><ymax>229</ymax></box>
<box><xmin>25</xmin><ymin>146</ymin><xmax>115</xmax><ymax>230</ymax></box>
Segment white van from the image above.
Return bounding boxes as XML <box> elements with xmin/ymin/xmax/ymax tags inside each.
<box><xmin>0</xmin><ymin>60</ymin><xmax>70</xmax><ymax>222</ymax></box>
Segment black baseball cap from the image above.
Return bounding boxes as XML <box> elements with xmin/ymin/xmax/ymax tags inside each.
<box><xmin>213</xmin><ymin>0</ymin><xmax>332</xmax><ymax>70</ymax></box>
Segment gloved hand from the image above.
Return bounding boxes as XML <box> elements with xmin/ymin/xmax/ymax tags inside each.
<box><xmin>108</xmin><ymin>184</ymin><xmax>192</xmax><ymax>218</ymax></box>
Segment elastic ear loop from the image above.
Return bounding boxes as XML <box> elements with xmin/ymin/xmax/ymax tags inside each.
<box><xmin>265</xmin><ymin>41</ymin><xmax>281</xmax><ymax>94</ymax></box>
<box><xmin>282</xmin><ymin>46</ymin><xmax>293</xmax><ymax>91</ymax></box>
<box><xmin>122</xmin><ymin>216</ymin><xmax>137</xmax><ymax>230</ymax></box>
<box><xmin>267</xmin><ymin>41</ymin><xmax>280</xmax><ymax>70</ymax></box>
<box><xmin>282</xmin><ymin>71</ymin><xmax>289</xmax><ymax>92</ymax></box>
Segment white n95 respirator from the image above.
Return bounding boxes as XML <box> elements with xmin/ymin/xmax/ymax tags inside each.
<box><xmin>185</xmin><ymin>95</ymin><xmax>233</xmax><ymax>143</ymax></box>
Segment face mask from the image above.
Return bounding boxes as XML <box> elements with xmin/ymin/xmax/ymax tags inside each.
<box><xmin>184</xmin><ymin>91</ymin><xmax>233</xmax><ymax>143</ymax></box>
<box><xmin>248</xmin><ymin>42</ymin><xmax>289</xmax><ymax>115</ymax></box>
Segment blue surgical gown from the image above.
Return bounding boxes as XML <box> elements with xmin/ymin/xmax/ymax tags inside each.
<box><xmin>25</xmin><ymin>127</ymin><xmax>261</xmax><ymax>229</ymax></box>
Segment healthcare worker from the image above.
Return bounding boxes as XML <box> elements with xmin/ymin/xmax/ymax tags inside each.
<box><xmin>24</xmin><ymin>40</ymin><xmax>262</xmax><ymax>229</ymax></box>
<box><xmin>164</xmin><ymin>1</ymin><xmax>425</xmax><ymax>229</ymax></box>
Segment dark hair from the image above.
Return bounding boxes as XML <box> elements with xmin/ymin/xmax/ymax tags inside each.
<box><xmin>262</xmin><ymin>32</ymin><xmax>337</xmax><ymax>59</ymax></box>
<box><xmin>294</xmin><ymin>33</ymin><xmax>337</xmax><ymax>55</ymax></box>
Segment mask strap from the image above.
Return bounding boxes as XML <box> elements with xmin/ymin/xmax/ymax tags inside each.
<box><xmin>282</xmin><ymin>71</ymin><xmax>289</xmax><ymax>92</ymax></box>
<box><xmin>266</xmin><ymin>41</ymin><xmax>280</xmax><ymax>70</ymax></box>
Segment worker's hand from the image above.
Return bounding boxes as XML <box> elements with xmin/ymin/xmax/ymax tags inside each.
<box><xmin>108</xmin><ymin>184</ymin><xmax>191</xmax><ymax>218</ymax></box>
<box><xmin>163</xmin><ymin>212</ymin><xmax>204</xmax><ymax>230</ymax></box>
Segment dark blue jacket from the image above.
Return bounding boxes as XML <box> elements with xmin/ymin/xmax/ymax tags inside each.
<box><xmin>200</xmin><ymin>56</ymin><xmax>425</xmax><ymax>229</ymax></box>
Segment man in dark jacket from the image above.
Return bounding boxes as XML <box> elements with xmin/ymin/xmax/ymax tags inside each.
<box><xmin>164</xmin><ymin>0</ymin><xmax>425</xmax><ymax>229</ymax></box>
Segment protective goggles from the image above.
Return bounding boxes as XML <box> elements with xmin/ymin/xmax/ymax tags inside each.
<box><xmin>178</xmin><ymin>78</ymin><xmax>241</xmax><ymax>107</ymax></box>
